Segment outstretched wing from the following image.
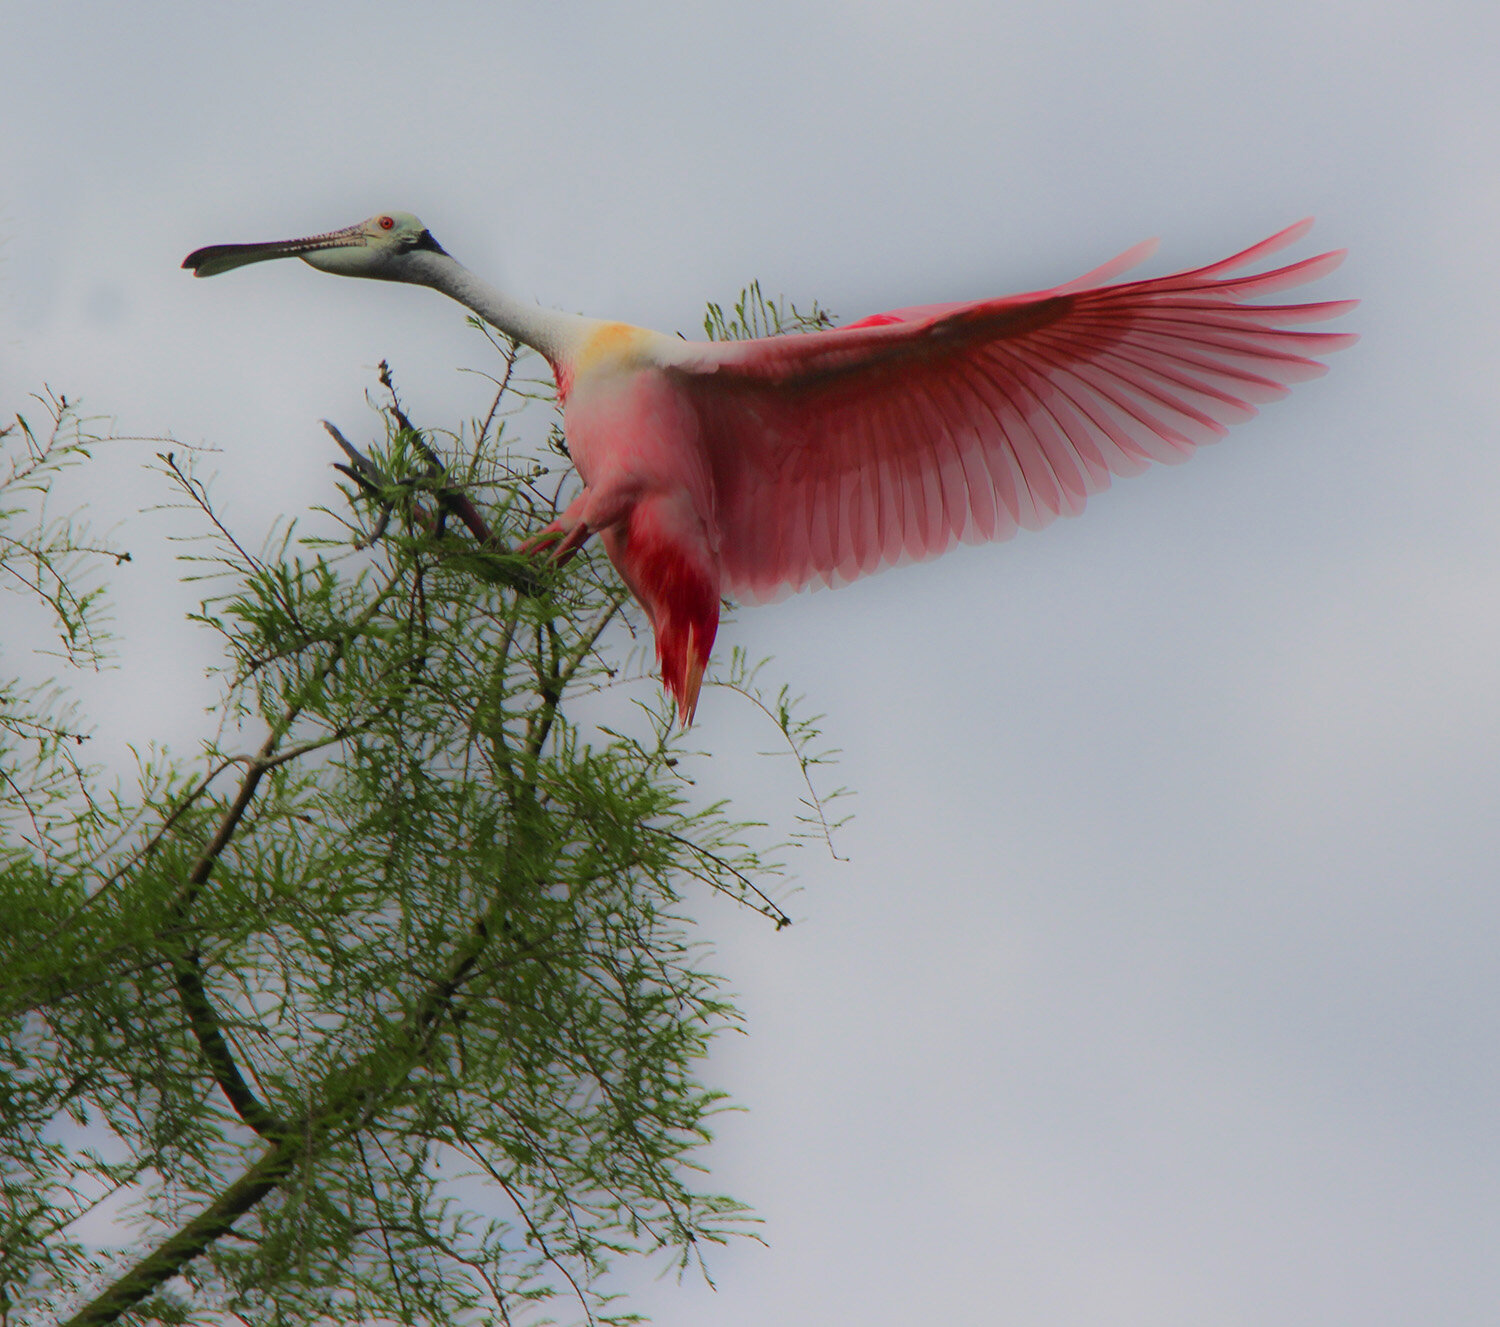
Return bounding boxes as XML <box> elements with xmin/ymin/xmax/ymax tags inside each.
<box><xmin>669</xmin><ymin>220</ymin><xmax>1357</xmax><ymax>603</ymax></box>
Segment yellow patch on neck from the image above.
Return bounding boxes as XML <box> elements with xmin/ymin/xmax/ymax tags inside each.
<box><xmin>576</xmin><ymin>321</ymin><xmax>652</xmax><ymax>374</ymax></box>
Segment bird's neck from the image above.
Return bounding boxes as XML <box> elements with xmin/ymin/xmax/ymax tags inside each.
<box><xmin>406</xmin><ymin>252</ymin><xmax>591</xmax><ymax>368</ymax></box>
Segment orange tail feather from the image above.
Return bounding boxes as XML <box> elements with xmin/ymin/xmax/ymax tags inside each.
<box><xmin>607</xmin><ymin>496</ymin><xmax>721</xmax><ymax>726</ymax></box>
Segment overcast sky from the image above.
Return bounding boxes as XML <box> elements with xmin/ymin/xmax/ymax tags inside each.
<box><xmin>6</xmin><ymin>1</ymin><xmax>1498</xmax><ymax>1324</ymax></box>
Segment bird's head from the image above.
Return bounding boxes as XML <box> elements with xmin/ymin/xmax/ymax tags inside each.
<box><xmin>182</xmin><ymin>211</ymin><xmax>448</xmax><ymax>281</ymax></box>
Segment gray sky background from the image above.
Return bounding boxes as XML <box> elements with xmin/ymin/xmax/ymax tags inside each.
<box><xmin>5</xmin><ymin>2</ymin><xmax>1497</xmax><ymax>1323</ymax></box>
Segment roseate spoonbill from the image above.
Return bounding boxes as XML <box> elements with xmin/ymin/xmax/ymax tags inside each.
<box><xmin>184</xmin><ymin>213</ymin><xmax>1356</xmax><ymax>723</ymax></box>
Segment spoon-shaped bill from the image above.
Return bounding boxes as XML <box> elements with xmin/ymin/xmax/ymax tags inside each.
<box><xmin>182</xmin><ymin>223</ymin><xmax>366</xmax><ymax>278</ymax></box>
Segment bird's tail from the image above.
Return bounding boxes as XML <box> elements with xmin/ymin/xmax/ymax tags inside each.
<box><xmin>606</xmin><ymin>496</ymin><xmax>721</xmax><ymax>726</ymax></box>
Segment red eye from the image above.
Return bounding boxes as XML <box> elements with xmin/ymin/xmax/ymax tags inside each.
<box><xmin>379</xmin><ymin>216</ymin><xmax>395</xmax><ymax>230</ymax></box>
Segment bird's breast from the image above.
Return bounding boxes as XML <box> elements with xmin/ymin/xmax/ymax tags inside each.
<box><xmin>563</xmin><ymin>357</ymin><xmax>714</xmax><ymax>519</ymax></box>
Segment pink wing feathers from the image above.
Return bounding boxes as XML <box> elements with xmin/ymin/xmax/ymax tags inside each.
<box><xmin>670</xmin><ymin>220</ymin><xmax>1357</xmax><ymax>603</ymax></box>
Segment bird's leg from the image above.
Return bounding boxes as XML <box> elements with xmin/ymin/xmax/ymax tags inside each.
<box><xmin>519</xmin><ymin>492</ymin><xmax>596</xmax><ymax>565</ymax></box>
<box><xmin>525</xmin><ymin>526</ymin><xmax>589</xmax><ymax>565</ymax></box>
<box><xmin>520</xmin><ymin>522</ymin><xmax>592</xmax><ymax>565</ymax></box>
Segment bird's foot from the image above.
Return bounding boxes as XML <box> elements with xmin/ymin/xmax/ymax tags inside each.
<box><xmin>519</xmin><ymin>520</ymin><xmax>592</xmax><ymax>567</ymax></box>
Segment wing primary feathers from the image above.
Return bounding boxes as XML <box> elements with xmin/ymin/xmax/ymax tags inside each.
<box><xmin>677</xmin><ymin>222</ymin><xmax>1355</xmax><ymax>601</ymax></box>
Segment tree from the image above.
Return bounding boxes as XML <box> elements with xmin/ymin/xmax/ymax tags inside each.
<box><xmin>0</xmin><ymin>298</ymin><xmax>840</xmax><ymax>1326</ymax></box>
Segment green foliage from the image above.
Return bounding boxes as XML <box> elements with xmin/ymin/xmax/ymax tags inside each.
<box><xmin>1</xmin><ymin>394</ymin><xmax>132</xmax><ymax>865</ymax></box>
<box><xmin>0</xmin><ymin>334</ymin><xmax>830</xmax><ymax>1326</ymax></box>
<box><xmin>701</xmin><ymin>280</ymin><xmax>834</xmax><ymax>342</ymax></box>
<box><xmin>0</xmin><ymin>391</ymin><xmax>128</xmax><ymax>671</ymax></box>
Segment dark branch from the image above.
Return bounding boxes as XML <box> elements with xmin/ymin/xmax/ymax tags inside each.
<box><xmin>172</xmin><ymin>949</ymin><xmax>285</xmax><ymax>1137</ymax></box>
<box><xmin>59</xmin><ymin>1141</ymin><xmax>302</xmax><ymax>1327</ymax></box>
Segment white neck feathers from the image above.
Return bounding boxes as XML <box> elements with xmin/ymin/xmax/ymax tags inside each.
<box><xmin>403</xmin><ymin>251</ymin><xmax>592</xmax><ymax>366</ymax></box>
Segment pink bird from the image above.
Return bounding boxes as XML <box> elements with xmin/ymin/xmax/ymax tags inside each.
<box><xmin>184</xmin><ymin>214</ymin><xmax>1356</xmax><ymax>723</ymax></box>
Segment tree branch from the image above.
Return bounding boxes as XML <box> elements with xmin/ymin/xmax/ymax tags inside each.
<box><xmin>58</xmin><ymin>1140</ymin><xmax>302</xmax><ymax>1327</ymax></box>
<box><xmin>171</xmin><ymin>950</ymin><xmax>285</xmax><ymax>1138</ymax></box>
